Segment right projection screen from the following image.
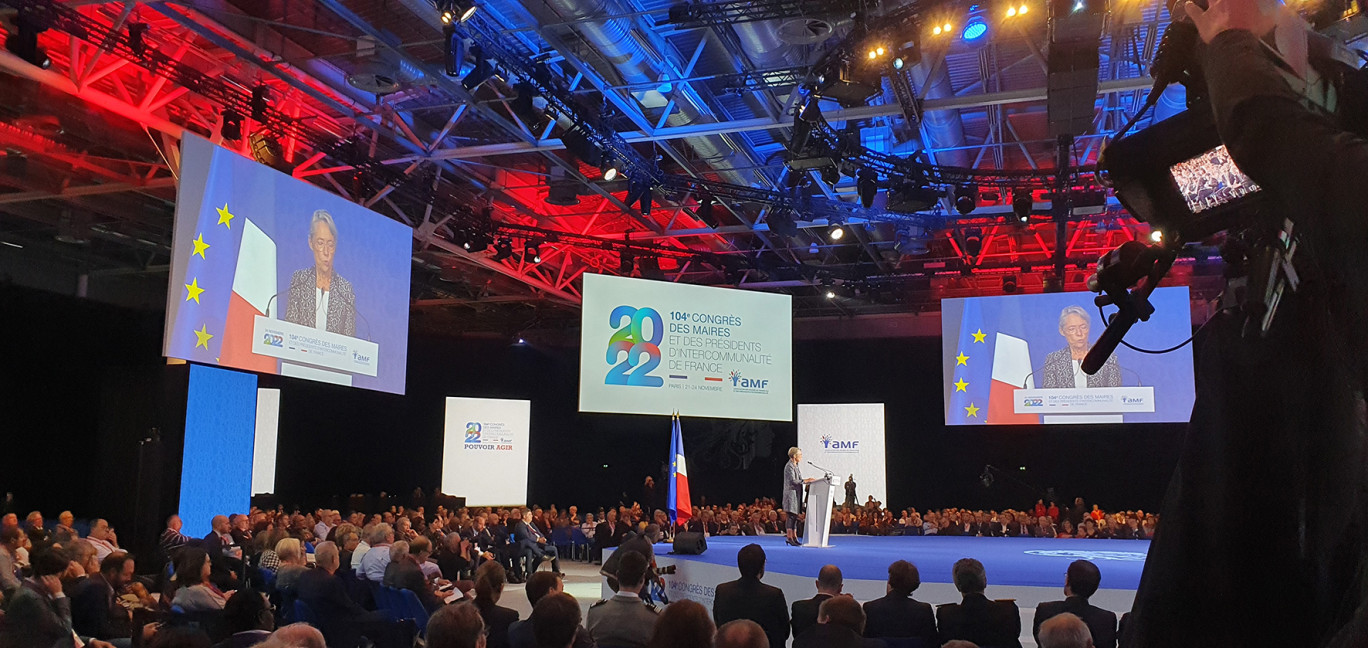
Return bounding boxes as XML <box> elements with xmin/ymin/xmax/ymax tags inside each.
<box><xmin>941</xmin><ymin>287</ymin><xmax>1195</xmax><ymax>425</ymax></box>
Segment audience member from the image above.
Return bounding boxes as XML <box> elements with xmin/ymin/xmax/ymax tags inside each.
<box><xmin>936</xmin><ymin>558</ymin><xmax>1022</xmax><ymax>648</ymax></box>
<box><xmin>25</xmin><ymin>510</ymin><xmax>52</xmax><ymax>548</ymax></box>
<box><xmin>530</xmin><ymin>593</ymin><xmax>581</xmax><ymax>648</ymax></box>
<box><xmin>297</xmin><ymin>541</ymin><xmax>389</xmax><ymax>648</ymax></box>
<box><xmin>359</xmin><ymin>523</ymin><xmax>395</xmax><ymax>582</ymax></box>
<box><xmin>863</xmin><ymin>559</ymin><xmax>936</xmax><ymax>645</ymax></box>
<box><xmin>383</xmin><ymin>539</ymin><xmax>443</xmax><ymax>613</ymax></box>
<box><xmin>646</xmin><ymin>599</ymin><xmax>714</xmax><ymax>648</ymax></box>
<box><xmin>713</xmin><ymin>543</ymin><xmax>789</xmax><ymax>648</ymax></box>
<box><xmin>256</xmin><ymin>623</ymin><xmax>326</xmax><ymax>648</ymax></box>
<box><xmin>161</xmin><ymin>515</ymin><xmax>193</xmax><ymax>557</ymax></box>
<box><xmin>428</xmin><ymin>602</ymin><xmax>486</xmax><ymax>648</ymax></box>
<box><xmin>793</xmin><ymin>595</ymin><xmax>882</xmax><ymax>648</ymax></box>
<box><xmin>172</xmin><ymin>547</ymin><xmax>231</xmax><ymax>611</ymax></box>
<box><xmin>0</xmin><ymin>546</ymin><xmax>82</xmax><ymax>648</ymax></box>
<box><xmin>71</xmin><ymin>551</ymin><xmax>136</xmax><ymax>644</ymax></box>
<box><xmin>511</xmin><ymin>509</ymin><xmax>560</xmax><ymax>581</ymax></box>
<box><xmin>274</xmin><ymin>538</ymin><xmax>307</xmax><ymax>594</ymax></box>
<box><xmin>55</xmin><ymin>511</ymin><xmax>79</xmax><ymax>543</ymax></box>
<box><xmin>216</xmin><ymin>590</ymin><xmax>275</xmax><ymax>648</ymax></box>
<box><xmin>714</xmin><ymin>619</ymin><xmax>770</xmax><ymax>648</ymax></box>
<box><xmin>203</xmin><ymin>516</ymin><xmax>241</xmax><ymax>589</ymax></box>
<box><xmin>1033</xmin><ymin>560</ymin><xmax>1116</xmax><ymax>648</ymax></box>
<box><xmin>472</xmin><ymin>561</ymin><xmax>519</xmax><ymax>648</ymax></box>
<box><xmin>0</xmin><ymin>525</ymin><xmax>24</xmax><ymax>599</ymax></box>
<box><xmin>593</xmin><ymin>510</ymin><xmax>625</xmax><ymax>564</ymax></box>
<box><xmin>78</xmin><ymin>520</ymin><xmax>113</xmax><ymax>563</ymax></box>
<box><xmin>790</xmin><ymin>564</ymin><xmax>842</xmax><ymax>639</ymax></box>
<box><xmin>1038</xmin><ymin>613</ymin><xmax>1093</xmax><ymax>648</ymax></box>
<box><xmin>586</xmin><ymin>550</ymin><xmax>657</xmax><ymax>647</ymax></box>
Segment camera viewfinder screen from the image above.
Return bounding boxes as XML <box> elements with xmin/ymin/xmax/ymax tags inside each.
<box><xmin>1169</xmin><ymin>145</ymin><xmax>1261</xmax><ymax>214</ymax></box>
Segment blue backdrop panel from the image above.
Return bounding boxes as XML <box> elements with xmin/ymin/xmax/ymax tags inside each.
<box><xmin>179</xmin><ymin>364</ymin><xmax>258</xmax><ymax>537</ymax></box>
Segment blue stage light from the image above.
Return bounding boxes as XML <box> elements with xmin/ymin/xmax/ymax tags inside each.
<box><xmin>962</xmin><ymin>20</ymin><xmax>988</xmax><ymax>41</ymax></box>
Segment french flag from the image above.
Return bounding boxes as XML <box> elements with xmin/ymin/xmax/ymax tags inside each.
<box><xmin>219</xmin><ymin>219</ymin><xmax>279</xmax><ymax>373</ymax></box>
<box><xmin>667</xmin><ymin>414</ymin><xmax>692</xmax><ymax>525</ymax></box>
<box><xmin>988</xmin><ymin>333</ymin><xmax>1040</xmax><ymax>424</ymax></box>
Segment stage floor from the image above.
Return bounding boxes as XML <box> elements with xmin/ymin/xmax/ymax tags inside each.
<box><xmin>665</xmin><ymin>534</ymin><xmax>1150</xmax><ymax>590</ymax></box>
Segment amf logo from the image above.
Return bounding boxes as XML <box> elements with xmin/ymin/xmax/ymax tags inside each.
<box><xmin>820</xmin><ymin>435</ymin><xmax>860</xmax><ymax>452</ymax></box>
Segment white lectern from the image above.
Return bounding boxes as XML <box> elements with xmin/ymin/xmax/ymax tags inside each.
<box><xmin>803</xmin><ymin>475</ymin><xmax>836</xmax><ymax>548</ymax></box>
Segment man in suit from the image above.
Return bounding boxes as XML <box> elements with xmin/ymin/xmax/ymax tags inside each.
<box><xmin>794</xmin><ymin>596</ymin><xmax>883</xmax><ymax>648</ymax></box>
<box><xmin>203</xmin><ymin>515</ymin><xmax>242</xmax><ymax>589</ymax></box>
<box><xmin>284</xmin><ymin>210</ymin><xmax>356</xmax><ymax>337</ymax></box>
<box><xmin>864</xmin><ymin>559</ymin><xmax>937</xmax><ymax>645</ymax></box>
<box><xmin>510</xmin><ymin>509</ymin><xmax>559</xmax><ymax>581</ymax></box>
<box><xmin>0</xmin><ymin>547</ymin><xmax>83</xmax><ymax>648</ymax></box>
<box><xmin>791</xmin><ymin>564</ymin><xmax>842</xmax><ymax>639</ymax></box>
<box><xmin>592</xmin><ymin>509</ymin><xmax>625</xmax><ymax>564</ymax></box>
<box><xmin>936</xmin><ymin>558</ymin><xmax>1022</xmax><ymax>648</ymax></box>
<box><xmin>713</xmin><ymin>543</ymin><xmax>789</xmax><ymax>648</ymax></box>
<box><xmin>1033</xmin><ymin>561</ymin><xmax>1117</xmax><ymax>648</ymax></box>
<box><xmin>508</xmin><ymin>573</ymin><xmax>593</xmax><ymax>648</ymax></box>
<box><xmin>383</xmin><ymin>539</ymin><xmax>443</xmax><ymax>614</ymax></box>
<box><xmin>586</xmin><ymin>551</ymin><xmax>657</xmax><ymax>648</ymax></box>
<box><xmin>298</xmin><ymin>541</ymin><xmax>390</xmax><ymax>648</ymax></box>
<box><xmin>428</xmin><ymin>602</ymin><xmax>486</xmax><ymax>648</ymax></box>
<box><xmin>71</xmin><ymin>553</ymin><xmax>135</xmax><ymax>643</ymax></box>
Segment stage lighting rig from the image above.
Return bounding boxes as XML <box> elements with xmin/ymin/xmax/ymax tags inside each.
<box><xmin>5</xmin><ymin>4</ymin><xmax>51</xmax><ymax>69</ymax></box>
<box><xmin>525</xmin><ymin>241</ymin><xmax>542</xmax><ymax>264</ymax></box>
<box><xmin>436</xmin><ymin>0</ymin><xmax>478</xmax><ymax>24</ymax></box>
<box><xmin>954</xmin><ymin>186</ymin><xmax>978</xmax><ymax>215</ymax></box>
<box><xmin>663</xmin><ymin>0</ymin><xmax>862</xmax><ymax>28</ymax></box>
<box><xmin>220</xmin><ymin>109</ymin><xmax>244</xmax><ymax>140</ymax></box>
<box><xmin>1013</xmin><ymin>191</ymin><xmax>1033</xmax><ymax>223</ymax></box>
<box><xmin>857</xmin><ymin>168</ymin><xmax>879</xmax><ymax>208</ymax></box>
<box><xmin>461</xmin><ymin>44</ymin><xmax>495</xmax><ymax>89</ymax></box>
<box><xmin>126</xmin><ymin>22</ymin><xmax>147</xmax><ymax>57</ymax></box>
<box><xmin>696</xmin><ymin>195</ymin><xmax>719</xmax><ymax>228</ymax></box>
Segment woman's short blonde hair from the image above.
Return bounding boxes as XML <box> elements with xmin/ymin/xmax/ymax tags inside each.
<box><xmin>275</xmin><ymin>537</ymin><xmax>303</xmax><ymax>563</ymax></box>
<box><xmin>788</xmin><ymin>447</ymin><xmax>801</xmax><ymax>459</ymax></box>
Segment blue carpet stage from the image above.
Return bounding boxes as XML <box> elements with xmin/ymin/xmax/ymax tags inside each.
<box><xmin>666</xmin><ymin>535</ymin><xmax>1151</xmax><ymax>590</ymax></box>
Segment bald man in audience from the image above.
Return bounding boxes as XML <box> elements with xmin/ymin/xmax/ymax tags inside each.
<box><xmin>790</xmin><ymin>565</ymin><xmax>842</xmax><ymax>638</ymax></box>
<box><xmin>259</xmin><ymin>623</ymin><xmax>327</xmax><ymax>648</ymax></box>
<box><xmin>793</xmin><ymin>596</ymin><xmax>882</xmax><ymax>648</ymax></box>
<box><xmin>1039</xmin><ymin>612</ymin><xmax>1094</xmax><ymax>648</ymax></box>
<box><xmin>715</xmin><ymin>619</ymin><xmax>770</xmax><ymax>648</ymax></box>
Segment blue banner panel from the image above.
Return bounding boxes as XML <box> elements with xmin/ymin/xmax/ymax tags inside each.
<box><xmin>179</xmin><ymin>364</ymin><xmax>258</xmax><ymax>537</ymax></box>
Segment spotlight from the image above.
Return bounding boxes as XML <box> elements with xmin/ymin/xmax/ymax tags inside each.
<box><xmin>1007</xmin><ymin>6</ymin><xmax>1017</xmax><ymax>16</ymax></box>
<box><xmin>820</xmin><ymin>165</ymin><xmax>839</xmax><ymax>186</ymax></box>
<box><xmin>6</xmin><ymin>7</ymin><xmax>50</xmax><ymax>69</ymax></box>
<box><xmin>963</xmin><ymin>227</ymin><xmax>984</xmax><ymax>256</ymax></box>
<box><xmin>442</xmin><ymin>24</ymin><xmax>463</xmax><ymax>76</ymax></box>
<box><xmin>876</xmin><ymin>46</ymin><xmax>886</xmax><ymax>56</ymax></box>
<box><xmin>440</xmin><ymin>0</ymin><xmax>478</xmax><ymax>22</ymax></box>
<box><xmin>829</xmin><ymin>225</ymin><xmax>844</xmax><ymax>241</ymax></box>
<box><xmin>220</xmin><ymin>110</ymin><xmax>244</xmax><ymax>141</ymax></box>
<box><xmin>516</xmin><ymin>337</ymin><xmax>526</xmax><ymax>344</ymax></box>
<box><xmin>126</xmin><ymin>22</ymin><xmax>147</xmax><ymax>58</ymax></box>
<box><xmin>441</xmin><ymin>10</ymin><xmax>454</xmax><ymax>23</ymax></box>
<box><xmin>697</xmin><ymin>195</ymin><xmax>718</xmax><ymax>228</ymax></box>
<box><xmin>893</xmin><ymin>57</ymin><xmax>905</xmax><ymax>70</ymax></box>
<box><xmin>933</xmin><ymin>25</ymin><xmax>943</xmax><ymax>35</ymax></box>
<box><xmin>639</xmin><ymin>187</ymin><xmax>653</xmax><ymax>217</ymax></box>
<box><xmin>251</xmin><ymin>85</ymin><xmax>270</xmax><ymax>122</ymax></box>
<box><xmin>1073</xmin><ymin>0</ymin><xmax>1085</xmax><ymax>11</ymax></box>
<box><xmin>461</xmin><ymin>44</ymin><xmax>494</xmax><ymax>90</ymax></box>
<box><xmin>825</xmin><ymin>290</ymin><xmax>836</xmax><ymax>299</ymax></box>
<box><xmin>601</xmin><ymin>163</ymin><xmax>619</xmax><ymax>182</ymax></box>
<box><xmin>809</xmin><ymin>241</ymin><xmax>820</xmax><ymax>255</ymax></box>
<box><xmin>944</xmin><ymin>22</ymin><xmax>953</xmax><ymax>32</ymax></box>
<box><xmin>955</xmin><ymin>186</ymin><xmax>978</xmax><ymax>215</ymax></box>
<box><xmin>525</xmin><ymin>241</ymin><xmax>541</xmax><ymax>263</ymax></box>
<box><xmin>492</xmin><ymin>237</ymin><xmax>514</xmax><ymax>261</ymax></box>
<box><xmin>1150</xmin><ymin>229</ymin><xmax>1164</xmax><ymax>243</ymax></box>
<box><xmin>465</xmin><ymin>230</ymin><xmax>490</xmax><ymax>253</ymax></box>
<box><xmin>459</xmin><ymin>3</ymin><xmax>478</xmax><ymax>22</ymax></box>
<box><xmin>1003</xmin><ymin>276</ymin><xmax>1019</xmax><ymax>293</ymax></box>
<box><xmin>1019</xmin><ymin>4</ymin><xmax>1029</xmax><ymax>13</ymax></box>
<box><xmin>962</xmin><ymin>19</ymin><xmax>988</xmax><ymax>41</ymax></box>
<box><xmin>867</xmin><ymin>49</ymin><xmax>877</xmax><ymax>59</ymax></box>
<box><xmin>857</xmin><ymin>167</ymin><xmax>878</xmax><ymax>208</ymax></box>
<box><xmin>619</xmin><ymin>250</ymin><xmax>635</xmax><ymax>275</ymax></box>
<box><xmin>1012</xmin><ymin>191</ymin><xmax>1033</xmax><ymax>223</ymax></box>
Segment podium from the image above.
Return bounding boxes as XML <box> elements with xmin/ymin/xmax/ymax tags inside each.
<box><xmin>803</xmin><ymin>475</ymin><xmax>836</xmax><ymax>548</ymax></box>
<box><xmin>251</xmin><ymin>315</ymin><xmax>379</xmax><ymax>386</ymax></box>
<box><xmin>1013</xmin><ymin>387</ymin><xmax>1155</xmax><ymax>424</ymax></box>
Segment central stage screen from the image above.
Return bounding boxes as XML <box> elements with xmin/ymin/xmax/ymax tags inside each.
<box><xmin>579</xmin><ymin>273</ymin><xmax>793</xmax><ymax>421</ymax></box>
<box><xmin>941</xmin><ymin>287</ymin><xmax>1196</xmax><ymax>425</ymax></box>
<box><xmin>163</xmin><ymin>135</ymin><xmax>412</xmax><ymax>394</ymax></box>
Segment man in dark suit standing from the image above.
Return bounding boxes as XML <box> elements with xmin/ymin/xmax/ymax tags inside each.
<box><xmin>713</xmin><ymin>543</ymin><xmax>789</xmax><ymax>648</ymax></box>
<box><xmin>511</xmin><ymin>509</ymin><xmax>560</xmax><ymax>580</ymax></box>
<box><xmin>863</xmin><ymin>560</ymin><xmax>937</xmax><ymax>645</ymax></box>
<box><xmin>791</xmin><ymin>564</ymin><xmax>842</xmax><ymax>639</ymax></box>
<box><xmin>1033</xmin><ymin>560</ymin><xmax>1117</xmax><ymax>648</ymax></box>
<box><xmin>936</xmin><ymin>558</ymin><xmax>1022</xmax><ymax>648</ymax></box>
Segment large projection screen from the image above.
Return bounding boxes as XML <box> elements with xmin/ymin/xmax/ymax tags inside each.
<box><xmin>941</xmin><ymin>287</ymin><xmax>1196</xmax><ymax>425</ymax></box>
<box><xmin>797</xmin><ymin>404</ymin><xmax>887</xmax><ymax>507</ymax></box>
<box><xmin>441</xmin><ymin>397</ymin><xmax>531</xmax><ymax>506</ymax></box>
<box><xmin>579</xmin><ymin>273</ymin><xmax>793</xmax><ymax>421</ymax></box>
<box><xmin>163</xmin><ymin>135</ymin><xmax>413</xmax><ymax>394</ymax></box>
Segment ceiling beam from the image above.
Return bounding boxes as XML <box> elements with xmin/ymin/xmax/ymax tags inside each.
<box><xmin>0</xmin><ymin>178</ymin><xmax>178</xmax><ymax>205</ymax></box>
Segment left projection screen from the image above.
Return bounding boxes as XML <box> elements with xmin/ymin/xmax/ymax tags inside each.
<box><xmin>163</xmin><ymin>134</ymin><xmax>413</xmax><ymax>394</ymax></box>
<box><xmin>441</xmin><ymin>397</ymin><xmax>531</xmax><ymax>506</ymax></box>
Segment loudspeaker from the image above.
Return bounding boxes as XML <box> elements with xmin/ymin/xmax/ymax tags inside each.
<box><xmin>673</xmin><ymin>531</ymin><xmax>707</xmax><ymax>555</ymax></box>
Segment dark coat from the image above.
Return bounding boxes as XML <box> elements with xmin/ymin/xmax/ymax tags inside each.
<box><xmin>863</xmin><ymin>592</ymin><xmax>937</xmax><ymax>645</ymax></box>
<box><xmin>936</xmin><ymin>593</ymin><xmax>1022</xmax><ymax>648</ymax></box>
<box><xmin>1034</xmin><ymin>596</ymin><xmax>1118</xmax><ymax>648</ymax></box>
<box><xmin>794</xmin><ymin>623</ymin><xmax>884</xmax><ymax>648</ymax></box>
<box><xmin>714</xmin><ymin>576</ymin><xmax>789</xmax><ymax>648</ymax></box>
<box><xmin>790</xmin><ymin>593</ymin><xmax>832</xmax><ymax>639</ymax></box>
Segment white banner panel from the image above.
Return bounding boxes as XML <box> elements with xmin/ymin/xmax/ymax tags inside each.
<box><xmin>579</xmin><ymin>273</ymin><xmax>793</xmax><ymax>421</ymax></box>
<box><xmin>252</xmin><ymin>388</ymin><xmax>280</xmax><ymax>495</ymax></box>
<box><xmin>797</xmin><ymin>404</ymin><xmax>887</xmax><ymax>507</ymax></box>
<box><xmin>441</xmin><ymin>397</ymin><xmax>531</xmax><ymax>506</ymax></box>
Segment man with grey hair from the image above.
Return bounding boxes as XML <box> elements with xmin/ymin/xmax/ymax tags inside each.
<box><xmin>358</xmin><ymin>523</ymin><xmax>395</xmax><ymax>582</ymax></box>
<box><xmin>715</xmin><ymin>619</ymin><xmax>770</xmax><ymax>648</ymax></box>
<box><xmin>285</xmin><ymin>209</ymin><xmax>356</xmax><ymax>335</ymax></box>
<box><xmin>1038</xmin><ymin>612</ymin><xmax>1093</xmax><ymax>648</ymax></box>
<box><xmin>1041</xmin><ymin>305</ymin><xmax>1121</xmax><ymax>388</ymax></box>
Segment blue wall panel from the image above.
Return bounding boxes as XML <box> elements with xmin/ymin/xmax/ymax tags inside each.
<box><xmin>179</xmin><ymin>364</ymin><xmax>257</xmax><ymax>537</ymax></box>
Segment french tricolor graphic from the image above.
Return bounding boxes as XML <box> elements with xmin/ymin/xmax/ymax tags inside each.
<box><xmin>219</xmin><ymin>219</ymin><xmax>279</xmax><ymax>373</ymax></box>
<box><xmin>667</xmin><ymin>413</ymin><xmax>692</xmax><ymax>525</ymax></box>
<box><xmin>987</xmin><ymin>332</ymin><xmax>1039</xmax><ymax>425</ymax></box>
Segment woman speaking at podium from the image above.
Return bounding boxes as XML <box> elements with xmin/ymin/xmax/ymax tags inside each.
<box><xmin>783</xmin><ymin>447</ymin><xmax>817</xmax><ymax>547</ymax></box>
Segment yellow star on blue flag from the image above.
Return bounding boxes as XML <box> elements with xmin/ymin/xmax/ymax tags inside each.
<box><xmin>965</xmin><ymin>402</ymin><xmax>980</xmax><ymax>418</ymax></box>
<box><xmin>191</xmin><ymin>233</ymin><xmax>210</xmax><ymax>258</ymax></box>
<box><xmin>216</xmin><ymin>203</ymin><xmax>235</xmax><ymax>228</ymax></box>
<box><xmin>194</xmin><ymin>325</ymin><xmax>214</xmax><ymax>349</ymax></box>
<box><xmin>972</xmin><ymin>329</ymin><xmax>986</xmax><ymax>343</ymax></box>
<box><xmin>184</xmin><ymin>277</ymin><xmax>205</xmax><ymax>303</ymax></box>
<box><xmin>956</xmin><ymin>351</ymin><xmax>969</xmax><ymax>366</ymax></box>
<box><xmin>954</xmin><ymin>378</ymin><xmax>968</xmax><ymax>392</ymax></box>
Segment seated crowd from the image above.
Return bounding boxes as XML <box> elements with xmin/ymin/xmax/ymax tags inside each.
<box><xmin>1</xmin><ymin>493</ymin><xmax>1143</xmax><ymax>648</ymax></box>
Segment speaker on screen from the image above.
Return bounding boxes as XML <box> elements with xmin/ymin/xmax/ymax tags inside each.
<box><xmin>672</xmin><ymin>531</ymin><xmax>707</xmax><ymax>555</ymax></box>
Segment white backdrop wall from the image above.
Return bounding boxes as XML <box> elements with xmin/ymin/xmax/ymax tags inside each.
<box><xmin>251</xmin><ymin>388</ymin><xmax>280</xmax><ymax>496</ymax></box>
<box><xmin>797</xmin><ymin>403</ymin><xmax>887</xmax><ymax>507</ymax></box>
<box><xmin>441</xmin><ymin>397</ymin><xmax>531</xmax><ymax>506</ymax></box>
